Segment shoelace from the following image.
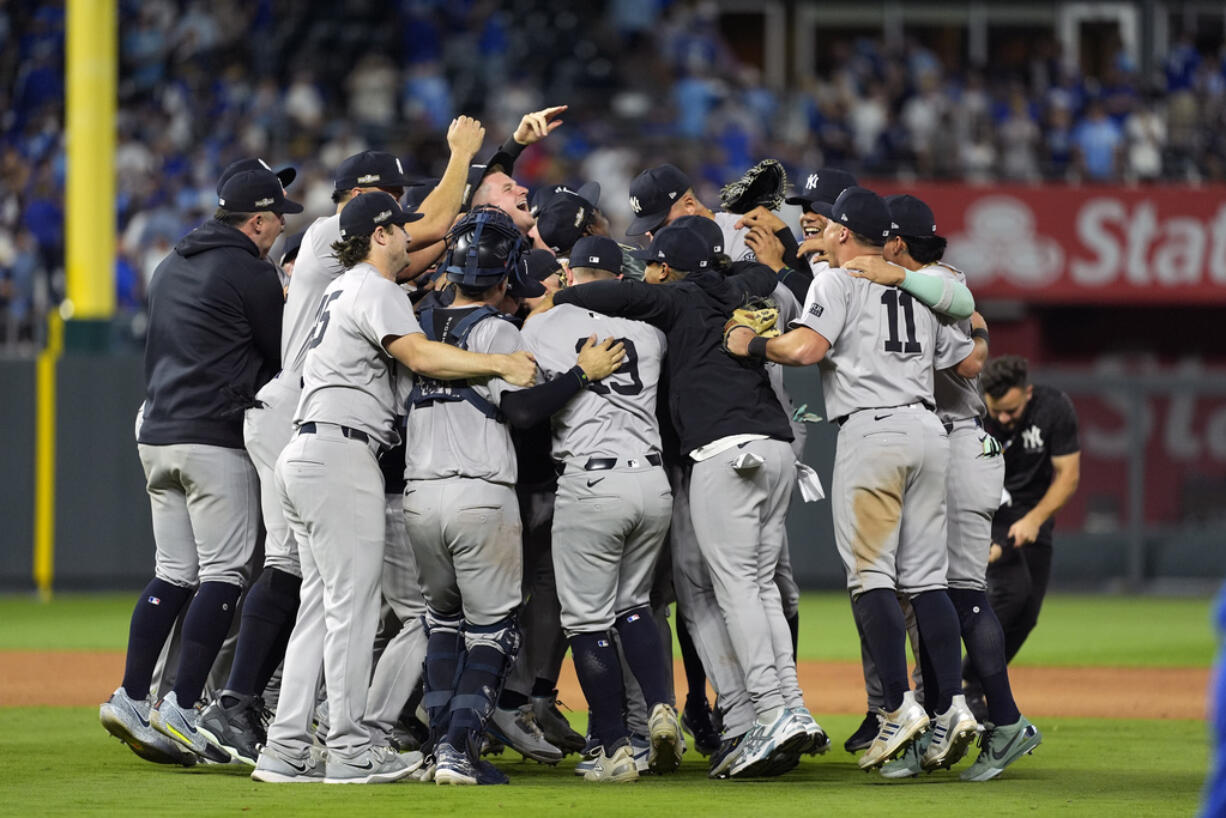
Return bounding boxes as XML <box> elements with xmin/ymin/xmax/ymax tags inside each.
<box><xmin>973</xmin><ymin>722</ymin><xmax>998</xmax><ymax>750</ymax></box>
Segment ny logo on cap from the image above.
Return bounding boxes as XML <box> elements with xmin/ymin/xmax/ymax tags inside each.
<box><xmin>806</xmin><ymin>173</ymin><xmax>819</xmax><ymax>190</ymax></box>
<box><xmin>573</xmin><ymin>208</ymin><xmax>586</xmax><ymax>228</ymax></box>
<box><xmin>630</xmin><ymin>196</ymin><xmax>642</xmax><ymax>214</ymax></box>
<box><xmin>395</xmin><ymin>158</ymin><xmax>404</xmax><ymax>174</ymax></box>
<box><xmin>357</xmin><ymin>173</ymin><xmax>380</xmax><ymax>184</ymax></box>
<box><xmin>258</xmin><ymin>159</ymin><xmax>272</xmax><ymax>171</ymax></box>
<box><xmin>374</xmin><ymin>209</ymin><xmax>392</xmax><ymax>224</ymax></box>
<box><xmin>255</xmin><ymin>197</ymin><xmax>274</xmax><ymax>208</ymax></box>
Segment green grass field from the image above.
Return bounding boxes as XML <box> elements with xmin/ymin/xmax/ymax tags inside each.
<box><xmin>1</xmin><ymin>592</ymin><xmax>1216</xmax><ymax>816</ymax></box>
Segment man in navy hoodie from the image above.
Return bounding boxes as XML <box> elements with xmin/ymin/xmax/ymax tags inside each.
<box><xmin>99</xmin><ymin>165</ymin><xmax>302</xmax><ymax>765</ymax></box>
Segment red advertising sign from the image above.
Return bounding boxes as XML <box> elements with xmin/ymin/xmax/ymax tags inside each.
<box><xmin>871</xmin><ymin>184</ymin><xmax>1226</xmax><ymax>303</ymax></box>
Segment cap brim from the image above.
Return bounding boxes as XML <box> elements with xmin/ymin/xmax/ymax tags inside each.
<box><xmin>275</xmin><ymin>168</ymin><xmax>297</xmax><ymax>189</ymax></box>
<box><xmin>399</xmin><ymin>212</ymin><xmax>426</xmax><ymax>224</ymax></box>
<box><xmin>509</xmin><ymin>275</ymin><xmax>547</xmax><ymax>299</ymax></box>
<box><xmin>784</xmin><ymin>194</ymin><xmax>815</xmax><ymax>207</ymax></box>
<box><xmin>811</xmin><ymin>201</ymin><xmax>835</xmax><ymax>219</ymax></box>
<box><xmin>626</xmin><ymin>211</ymin><xmax>668</xmax><ymax>237</ymax></box>
<box><xmin>274</xmin><ymin>199</ymin><xmax>305</xmax><ymax>215</ymax></box>
<box><xmin>628</xmin><ymin>247</ymin><xmax>659</xmax><ymax>262</ymax></box>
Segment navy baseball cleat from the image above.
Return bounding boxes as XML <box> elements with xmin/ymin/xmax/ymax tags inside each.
<box><xmin>682</xmin><ymin>695</ymin><xmax>721</xmax><ymax>756</ymax></box>
<box><xmin>844</xmin><ymin>710</ymin><xmax>880</xmax><ymax>754</ymax></box>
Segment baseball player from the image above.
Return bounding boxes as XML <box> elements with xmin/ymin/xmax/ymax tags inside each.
<box><xmin>846</xmin><ymin>195</ymin><xmax>1039</xmax><ymax>780</ymax></box>
<box><xmin>402</xmin><ymin>207</ymin><xmax>625</xmax><ymax>786</ymax></box>
<box><xmin>250</xmin><ymin>192</ymin><xmax>537</xmax><ymax>784</ymax></box>
<box><xmin>99</xmin><ymin>165</ymin><xmax>298</xmax><ymax>766</ymax></box>
<box><xmin>521</xmin><ymin>235</ymin><xmax>682</xmax><ymax>782</ymax></box>
<box><xmin>197</xmin><ymin>121</ymin><xmax>487</xmax><ymax>765</ymax></box>
<box><xmin>544</xmin><ymin>224</ymin><xmax>820</xmax><ymax>779</ymax></box>
<box><xmin>660</xmin><ymin>214</ymin><xmax>826</xmax><ymax>773</ymax></box>
<box><xmin>976</xmin><ymin>357</ymin><xmax>1080</xmax><ymax>695</ymax></box>
<box><xmin>724</xmin><ymin>186</ymin><xmax>983</xmax><ymax>773</ymax></box>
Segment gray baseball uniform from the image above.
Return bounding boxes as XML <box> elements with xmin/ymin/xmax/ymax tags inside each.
<box><xmin>402</xmin><ymin>309</ymin><xmax>524</xmax><ymax>626</ymax></box>
<box><xmin>714</xmin><ymin>212</ymin><xmax>754</xmax><ymax>262</ymax></box>
<box><xmin>930</xmin><ymin>263</ymin><xmax>1003</xmax><ymax>591</ymax></box>
<box><xmin>797</xmin><ymin>268</ymin><xmax>971</xmax><ymax>595</ymax></box>
<box><xmin>243</xmin><ymin>213</ymin><xmax>343</xmax><ymax>577</ymax></box>
<box><xmin>267</xmin><ymin>262</ymin><xmax>421</xmax><ymax>763</ymax></box>
<box><xmin>520</xmin><ymin>303</ymin><xmax>671</xmax><ymax>634</ymax></box>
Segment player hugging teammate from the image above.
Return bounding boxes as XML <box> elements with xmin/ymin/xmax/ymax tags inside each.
<box><xmin>102</xmin><ymin>104</ymin><xmax>1045</xmax><ymax>786</ymax></box>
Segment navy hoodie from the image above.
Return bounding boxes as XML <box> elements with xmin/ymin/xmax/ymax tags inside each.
<box><xmin>138</xmin><ymin>220</ymin><xmax>284</xmax><ymax>448</ymax></box>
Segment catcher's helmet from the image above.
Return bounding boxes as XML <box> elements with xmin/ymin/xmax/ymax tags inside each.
<box><xmin>444</xmin><ymin>206</ymin><xmax>531</xmax><ymax>290</ymax></box>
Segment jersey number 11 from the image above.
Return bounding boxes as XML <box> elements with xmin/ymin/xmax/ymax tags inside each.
<box><xmin>881</xmin><ymin>290</ymin><xmax>922</xmax><ymax>354</ymax></box>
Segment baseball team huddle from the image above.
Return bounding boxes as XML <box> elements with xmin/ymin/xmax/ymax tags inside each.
<box><xmin>98</xmin><ymin>104</ymin><xmax>1050</xmax><ymax>787</ymax></box>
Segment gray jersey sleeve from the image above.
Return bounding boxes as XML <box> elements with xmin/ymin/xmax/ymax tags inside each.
<box><xmin>795</xmin><ymin>267</ymin><xmax>850</xmax><ymax>343</ymax></box>
<box><xmin>930</xmin><ymin>264</ymin><xmax>986</xmax><ymax>423</ymax></box>
<box><xmin>281</xmin><ymin>214</ymin><xmax>345</xmax><ymax>375</ymax></box>
<box><xmin>521</xmin><ymin>304</ymin><xmax>666</xmax><ymax>461</ymax></box>
<box><xmin>714</xmin><ymin>211</ymin><xmax>755</xmax><ymax>262</ymax></box>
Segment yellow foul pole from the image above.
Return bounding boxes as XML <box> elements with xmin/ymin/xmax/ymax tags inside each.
<box><xmin>65</xmin><ymin>0</ymin><xmax>117</xmax><ymax>319</ymax></box>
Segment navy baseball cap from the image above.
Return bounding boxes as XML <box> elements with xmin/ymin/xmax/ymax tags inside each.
<box><xmin>812</xmin><ymin>186</ymin><xmax>893</xmax><ymax>241</ymax></box>
<box><xmin>626</xmin><ymin>164</ymin><xmax>691</xmax><ymax>236</ymax></box>
<box><xmin>570</xmin><ymin>236</ymin><xmax>623</xmax><ymax>275</ymax></box>
<box><xmin>785</xmin><ymin>168</ymin><xmax>857</xmax><ymax>210</ymax></box>
<box><xmin>524</xmin><ymin>248</ymin><xmax>563</xmax><ymax>282</ymax></box>
<box><xmin>279</xmin><ymin>231</ymin><xmax>304</xmax><ymax>266</ymax></box>
<box><xmin>217</xmin><ymin>157</ymin><xmax>296</xmax><ymax>194</ymax></box>
<box><xmin>218</xmin><ymin>168</ymin><xmax>304</xmax><ymax>214</ymax></box>
<box><xmin>403</xmin><ymin>177</ymin><xmax>438</xmax><ymax>211</ymax></box>
<box><xmin>530</xmin><ymin>181</ymin><xmax>601</xmax><ymax>217</ymax></box>
<box><xmin>885</xmin><ymin>194</ymin><xmax>937</xmax><ymax>237</ymax></box>
<box><xmin>630</xmin><ymin>225</ymin><xmax>712</xmax><ymax>273</ymax></box>
<box><xmin>670</xmin><ymin>215</ymin><xmax>724</xmax><ymax>256</ymax></box>
<box><xmin>334</xmin><ymin>151</ymin><xmax>420</xmax><ymax>192</ymax></box>
<box><xmin>535</xmin><ymin>191</ymin><xmax>595</xmax><ymax>254</ymax></box>
<box><xmin>461</xmin><ymin>164</ymin><xmax>491</xmax><ymax>209</ymax></box>
<box><xmin>339</xmin><ymin>191</ymin><xmax>423</xmax><ymax>239</ymax></box>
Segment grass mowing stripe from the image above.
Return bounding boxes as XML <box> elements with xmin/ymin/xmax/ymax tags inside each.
<box><xmin>0</xmin><ymin>592</ymin><xmax>1214</xmax><ymax>667</ymax></box>
<box><xmin>1</xmin><ymin>708</ymin><xmax>1207</xmax><ymax>817</ymax></box>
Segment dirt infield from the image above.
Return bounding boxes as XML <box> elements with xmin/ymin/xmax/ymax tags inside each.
<box><xmin>1</xmin><ymin>651</ymin><xmax>1208</xmax><ymax>719</ymax></box>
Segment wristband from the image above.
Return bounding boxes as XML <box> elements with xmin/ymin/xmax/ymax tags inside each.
<box><xmin>971</xmin><ymin>327</ymin><xmax>990</xmax><ymax>343</ymax></box>
<box><xmin>571</xmin><ymin>365</ymin><xmax>590</xmax><ymax>388</ymax></box>
<box><xmin>747</xmin><ymin>336</ymin><xmax>769</xmax><ymax>361</ymax></box>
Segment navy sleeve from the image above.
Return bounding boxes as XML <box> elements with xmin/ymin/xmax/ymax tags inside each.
<box><xmin>486</xmin><ymin>135</ymin><xmax>526</xmax><ymax>176</ymax></box>
<box><xmin>242</xmin><ymin>262</ymin><xmax>285</xmax><ymax>373</ymax></box>
<box><xmin>728</xmin><ymin>262</ymin><xmax>780</xmax><ymax>300</ymax></box>
<box><xmin>554</xmin><ymin>279</ymin><xmax>681</xmax><ymax>330</ymax></box>
<box><xmin>499</xmin><ymin>365</ymin><xmax>586</xmax><ymax>428</ymax></box>
<box><xmin>774</xmin><ymin>226</ymin><xmax>801</xmax><ymax>271</ymax></box>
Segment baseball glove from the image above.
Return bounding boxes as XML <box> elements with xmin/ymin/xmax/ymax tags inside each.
<box><xmin>722</xmin><ymin>297</ymin><xmax>780</xmax><ymax>351</ymax></box>
<box><xmin>720</xmin><ymin>159</ymin><xmax>788</xmax><ymax>214</ymax></box>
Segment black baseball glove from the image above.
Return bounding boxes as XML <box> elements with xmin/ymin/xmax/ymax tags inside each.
<box><xmin>720</xmin><ymin>159</ymin><xmax>788</xmax><ymax>214</ymax></box>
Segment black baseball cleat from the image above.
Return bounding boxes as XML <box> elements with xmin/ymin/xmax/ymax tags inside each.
<box><xmin>844</xmin><ymin>711</ymin><xmax>880</xmax><ymax>754</ymax></box>
<box><xmin>682</xmin><ymin>695</ymin><xmax>722</xmax><ymax>757</ymax></box>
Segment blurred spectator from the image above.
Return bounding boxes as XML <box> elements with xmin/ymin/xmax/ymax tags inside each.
<box><xmin>4</xmin><ymin>2</ymin><xmax>1226</xmax><ymax>352</ymax></box>
<box><xmin>1073</xmin><ymin>100</ymin><xmax>1123</xmax><ymax>181</ymax></box>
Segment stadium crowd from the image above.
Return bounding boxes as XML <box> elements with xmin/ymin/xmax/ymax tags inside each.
<box><xmin>3</xmin><ymin>1</ymin><xmax>1226</xmax><ymax>348</ymax></box>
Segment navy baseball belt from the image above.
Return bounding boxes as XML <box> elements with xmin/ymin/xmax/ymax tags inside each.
<box><xmin>298</xmin><ymin>421</ymin><xmax>371</xmax><ymax>445</ymax></box>
<box><xmin>942</xmin><ymin>416</ymin><xmax>983</xmax><ymax>434</ymax></box>
<box><xmin>835</xmin><ymin>401</ymin><xmax>935</xmax><ymax>427</ymax></box>
<box><xmin>556</xmin><ymin>453</ymin><xmax>662</xmax><ymax>474</ymax></box>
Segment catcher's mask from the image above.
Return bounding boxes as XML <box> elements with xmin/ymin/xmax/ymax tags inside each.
<box><xmin>444</xmin><ymin>206</ymin><xmax>540</xmax><ymax>296</ymax></box>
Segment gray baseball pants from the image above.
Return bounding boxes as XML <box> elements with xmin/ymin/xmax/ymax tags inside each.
<box><xmin>688</xmin><ymin>437</ymin><xmax>800</xmax><ymax>719</ymax></box>
<box><xmin>243</xmin><ymin>373</ymin><xmax>302</xmax><ymax>576</ymax></box>
<box><xmin>266</xmin><ymin>425</ymin><xmax>386</xmax><ymax>760</ymax></box>
<box><xmin>403</xmin><ymin>477</ymin><xmax>523</xmax><ymax>625</ymax></box>
<box><xmin>364</xmin><ymin>492</ymin><xmax>428</xmax><ymax>745</ymax></box>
